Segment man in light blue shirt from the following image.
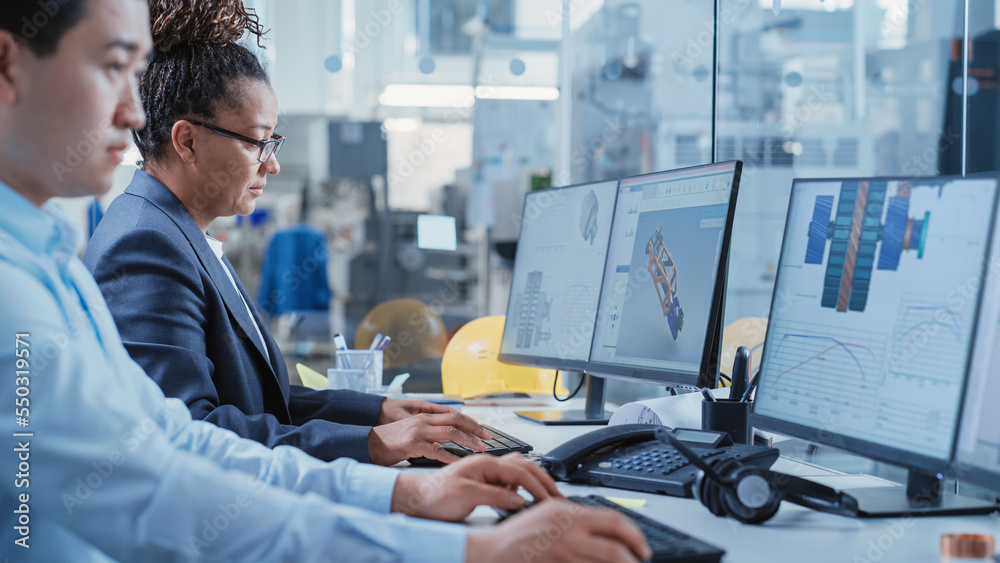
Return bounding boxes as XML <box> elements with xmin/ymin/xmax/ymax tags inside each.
<box><xmin>0</xmin><ymin>0</ymin><xmax>651</xmax><ymax>561</ymax></box>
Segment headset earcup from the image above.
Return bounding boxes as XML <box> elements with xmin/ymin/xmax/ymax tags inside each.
<box><xmin>697</xmin><ymin>458</ymin><xmax>742</xmax><ymax>518</ymax></box>
<box><xmin>722</xmin><ymin>469</ymin><xmax>781</xmax><ymax>524</ymax></box>
<box><xmin>696</xmin><ymin>473</ymin><xmax>728</xmax><ymax>517</ymax></box>
<box><xmin>700</xmin><ymin>458</ymin><xmax>782</xmax><ymax>525</ymax></box>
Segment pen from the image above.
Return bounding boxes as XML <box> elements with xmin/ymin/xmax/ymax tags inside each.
<box><xmin>700</xmin><ymin>387</ymin><xmax>717</xmax><ymax>402</ymax></box>
<box><xmin>367</xmin><ymin>333</ymin><xmax>383</xmax><ymax>351</ymax></box>
<box><xmin>333</xmin><ymin>333</ymin><xmax>353</xmax><ymax>369</ymax></box>
<box><xmin>362</xmin><ymin>336</ymin><xmax>391</xmax><ymax>370</ymax></box>
<box><xmin>740</xmin><ymin>371</ymin><xmax>759</xmax><ymax>403</ymax></box>
<box><xmin>333</xmin><ymin>333</ymin><xmax>348</xmax><ymax>351</ymax></box>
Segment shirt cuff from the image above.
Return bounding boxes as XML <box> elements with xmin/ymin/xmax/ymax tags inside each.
<box><xmin>339</xmin><ymin>461</ymin><xmax>401</xmax><ymax>514</ymax></box>
<box><xmin>390</xmin><ymin>516</ymin><xmax>467</xmax><ymax>563</ymax></box>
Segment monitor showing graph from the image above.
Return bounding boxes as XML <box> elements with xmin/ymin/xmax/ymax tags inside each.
<box><xmin>954</xmin><ymin>201</ymin><xmax>1000</xmax><ymax>493</ymax></box>
<box><xmin>588</xmin><ymin>162</ymin><xmax>741</xmax><ymax>386</ymax></box>
<box><xmin>752</xmin><ymin>175</ymin><xmax>999</xmax><ymax>471</ymax></box>
<box><xmin>499</xmin><ymin>179</ymin><xmax>619</xmax><ymax>369</ymax></box>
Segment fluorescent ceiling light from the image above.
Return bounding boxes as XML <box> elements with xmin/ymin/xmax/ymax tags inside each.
<box><xmin>379</xmin><ymin>85</ymin><xmax>474</xmax><ymax>107</ymax></box>
<box><xmin>379</xmin><ymin>84</ymin><xmax>560</xmax><ymax>107</ymax></box>
<box><xmin>475</xmin><ymin>85</ymin><xmax>560</xmax><ymax>101</ymax></box>
<box><xmin>382</xmin><ymin>118</ymin><xmax>422</xmax><ymax>132</ymax></box>
<box><xmin>759</xmin><ymin>0</ymin><xmax>851</xmax><ymax>10</ymax></box>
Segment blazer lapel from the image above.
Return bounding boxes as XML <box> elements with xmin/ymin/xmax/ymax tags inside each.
<box><xmin>124</xmin><ymin>171</ymin><xmax>277</xmax><ymax>378</ymax></box>
<box><xmin>223</xmin><ymin>256</ymin><xmax>293</xmax><ymax>399</ymax></box>
<box><xmin>221</xmin><ymin>255</ymin><xmax>280</xmax><ymax>373</ymax></box>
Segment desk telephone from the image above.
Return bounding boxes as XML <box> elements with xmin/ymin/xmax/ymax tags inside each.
<box><xmin>541</xmin><ymin>424</ymin><xmax>780</xmax><ymax>498</ymax></box>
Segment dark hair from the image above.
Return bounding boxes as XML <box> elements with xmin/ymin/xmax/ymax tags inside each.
<box><xmin>134</xmin><ymin>0</ymin><xmax>269</xmax><ymax>164</ymax></box>
<box><xmin>0</xmin><ymin>0</ymin><xmax>90</xmax><ymax>57</ymax></box>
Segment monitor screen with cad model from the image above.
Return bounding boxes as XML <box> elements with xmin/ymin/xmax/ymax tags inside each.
<box><xmin>499</xmin><ymin>179</ymin><xmax>619</xmax><ymax>370</ymax></box>
<box><xmin>954</xmin><ymin>200</ymin><xmax>1000</xmax><ymax>494</ymax></box>
<box><xmin>752</xmin><ymin>175</ymin><xmax>998</xmax><ymax>474</ymax></box>
<box><xmin>588</xmin><ymin>161</ymin><xmax>741</xmax><ymax>386</ymax></box>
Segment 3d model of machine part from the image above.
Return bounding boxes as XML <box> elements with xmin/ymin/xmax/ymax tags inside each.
<box><xmin>580</xmin><ymin>190</ymin><xmax>599</xmax><ymax>245</ymax></box>
<box><xmin>646</xmin><ymin>227</ymin><xmax>684</xmax><ymax>340</ymax></box>
<box><xmin>804</xmin><ymin>180</ymin><xmax>929</xmax><ymax>313</ymax></box>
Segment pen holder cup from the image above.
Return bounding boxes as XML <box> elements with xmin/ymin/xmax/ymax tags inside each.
<box><xmin>701</xmin><ymin>399</ymin><xmax>751</xmax><ymax>445</ymax></box>
<box><xmin>329</xmin><ymin>350</ymin><xmax>383</xmax><ymax>393</ymax></box>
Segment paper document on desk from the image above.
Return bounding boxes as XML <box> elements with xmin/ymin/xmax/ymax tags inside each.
<box><xmin>608</xmin><ymin>387</ymin><xmax>728</xmax><ymax>428</ymax></box>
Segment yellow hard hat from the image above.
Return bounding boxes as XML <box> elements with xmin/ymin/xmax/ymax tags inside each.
<box><xmin>719</xmin><ymin>317</ymin><xmax>768</xmax><ymax>388</ymax></box>
<box><xmin>442</xmin><ymin>316</ymin><xmax>568</xmax><ymax>399</ymax></box>
<box><xmin>356</xmin><ymin>299</ymin><xmax>448</xmax><ymax>369</ymax></box>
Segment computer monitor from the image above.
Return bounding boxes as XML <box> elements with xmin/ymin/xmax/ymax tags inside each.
<box><xmin>587</xmin><ymin>161</ymin><xmax>742</xmax><ymax>389</ymax></box>
<box><xmin>751</xmin><ymin>174</ymin><xmax>1000</xmax><ymax>516</ymax></box>
<box><xmin>499</xmin><ymin>179</ymin><xmax>620</xmax><ymax>423</ymax></box>
<box><xmin>954</xmin><ymin>202</ymin><xmax>1000</xmax><ymax>499</ymax></box>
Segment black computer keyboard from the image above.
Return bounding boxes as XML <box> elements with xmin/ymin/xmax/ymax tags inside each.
<box><xmin>568</xmin><ymin>495</ymin><xmax>725</xmax><ymax>563</ymax></box>
<box><xmin>407</xmin><ymin>424</ymin><xmax>532</xmax><ymax>466</ymax></box>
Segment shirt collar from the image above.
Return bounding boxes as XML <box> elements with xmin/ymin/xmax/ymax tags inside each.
<box><xmin>0</xmin><ymin>180</ymin><xmax>82</xmax><ymax>266</ymax></box>
<box><xmin>205</xmin><ymin>234</ymin><xmax>224</xmax><ymax>259</ymax></box>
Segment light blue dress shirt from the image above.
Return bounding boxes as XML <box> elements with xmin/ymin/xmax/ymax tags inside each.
<box><xmin>0</xmin><ymin>182</ymin><xmax>467</xmax><ymax>562</ymax></box>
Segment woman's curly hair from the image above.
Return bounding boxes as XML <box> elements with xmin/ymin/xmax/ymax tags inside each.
<box><xmin>133</xmin><ymin>0</ymin><xmax>270</xmax><ymax>165</ymax></box>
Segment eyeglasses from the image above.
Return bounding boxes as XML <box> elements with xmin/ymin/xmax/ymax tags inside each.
<box><xmin>187</xmin><ymin>120</ymin><xmax>285</xmax><ymax>163</ymax></box>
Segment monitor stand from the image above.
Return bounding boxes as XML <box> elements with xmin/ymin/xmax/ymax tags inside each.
<box><xmin>845</xmin><ymin>469</ymin><xmax>998</xmax><ymax>517</ymax></box>
<box><xmin>515</xmin><ymin>373</ymin><xmax>611</xmax><ymax>425</ymax></box>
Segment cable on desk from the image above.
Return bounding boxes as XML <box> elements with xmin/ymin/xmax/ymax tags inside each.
<box><xmin>553</xmin><ymin>370</ymin><xmax>586</xmax><ymax>402</ymax></box>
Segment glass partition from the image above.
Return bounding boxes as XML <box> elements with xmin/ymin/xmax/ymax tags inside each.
<box><xmin>563</xmin><ymin>0</ymin><xmax>980</xmax><ymax>403</ymax></box>
<box><xmin>717</xmin><ymin>0</ymin><xmax>968</xmax><ymax>321</ymax></box>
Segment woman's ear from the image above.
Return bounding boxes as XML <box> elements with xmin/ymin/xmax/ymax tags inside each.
<box><xmin>171</xmin><ymin>120</ymin><xmax>198</xmax><ymax>164</ymax></box>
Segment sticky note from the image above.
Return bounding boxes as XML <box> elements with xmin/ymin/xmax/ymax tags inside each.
<box><xmin>604</xmin><ymin>497</ymin><xmax>646</xmax><ymax>509</ymax></box>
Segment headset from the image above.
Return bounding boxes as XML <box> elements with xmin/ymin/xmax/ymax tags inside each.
<box><xmin>655</xmin><ymin>427</ymin><xmax>861</xmax><ymax>524</ymax></box>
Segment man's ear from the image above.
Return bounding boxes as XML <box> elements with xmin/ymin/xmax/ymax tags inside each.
<box><xmin>171</xmin><ymin>120</ymin><xmax>198</xmax><ymax>164</ymax></box>
<box><xmin>0</xmin><ymin>31</ymin><xmax>25</xmax><ymax>105</ymax></box>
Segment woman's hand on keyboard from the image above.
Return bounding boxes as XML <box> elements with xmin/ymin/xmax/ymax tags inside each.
<box><xmin>391</xmin><ymin>452</ymin><xmax>562</xmax><ymax>522</ymax></box>
<box><xmin>368</xmin><ymin>410</ymin><xmax>492</xmax><ymax>465</ymax></box>
<box><xmin>465</xmin><ymin>499</ymin><xmax>652</xmax><ymax>563</ymax></box>
<box><xmin>377</xmin><ymin>398</ymin><xmax>458</xmax><ymax>425</ymax></box>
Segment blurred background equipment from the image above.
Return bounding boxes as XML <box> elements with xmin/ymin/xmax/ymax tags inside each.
<box><xmin>258</xmin><ymin>223</ymin><xmax>332</xmax><ymax>318</ymax></box>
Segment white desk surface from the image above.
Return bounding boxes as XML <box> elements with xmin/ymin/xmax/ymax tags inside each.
<box><xmin>430</xmin><ymin>397</ymin><xmax>1000</xmax><ymax>563</ymax></box>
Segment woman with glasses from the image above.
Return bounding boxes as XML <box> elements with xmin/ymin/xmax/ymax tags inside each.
<box><xmin>84</xmin><ymin>0</ymin><xmax>492</xmax><ymax>467</ymax></box>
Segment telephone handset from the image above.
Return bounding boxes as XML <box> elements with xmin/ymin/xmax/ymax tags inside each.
<box><xmin>543</xmin><ymin>424</ymin><xmax>659</xmax><ymax>479</ymax></box>
<box><xmin>541</xmin><ymin>424</ymin><xmax>780</xmax><ymax>498</ymax></box>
